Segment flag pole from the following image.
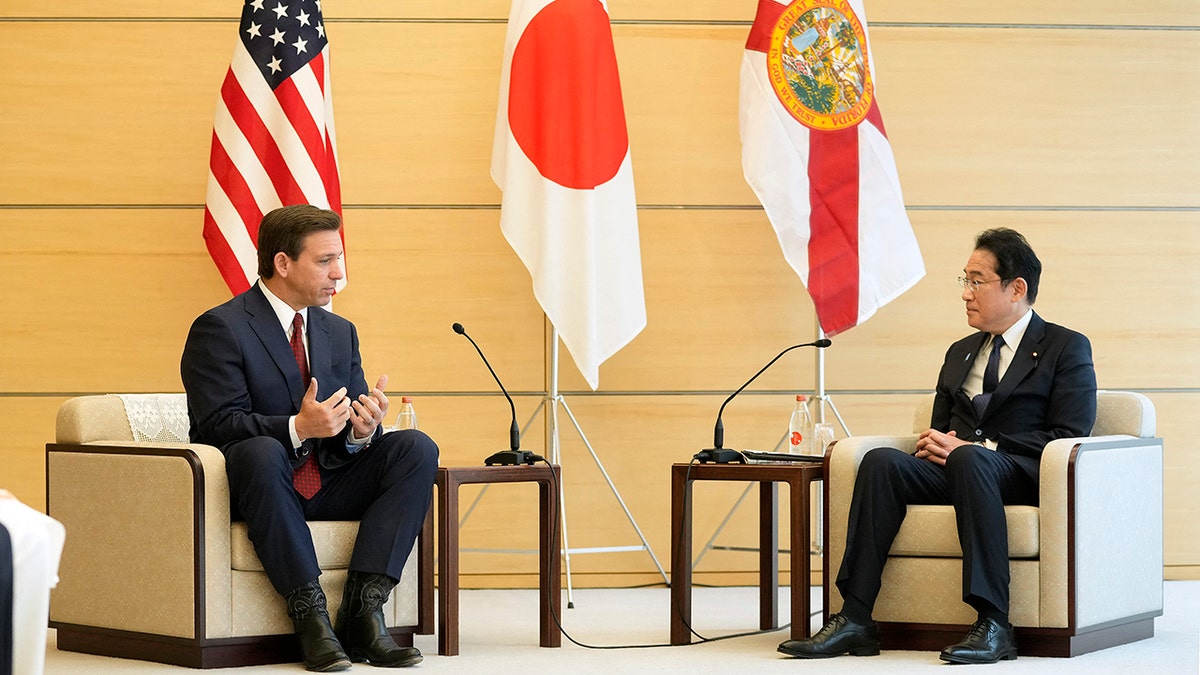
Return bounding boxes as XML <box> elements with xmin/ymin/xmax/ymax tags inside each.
<box><xmin>811</xmin><ymin>320</ymin><xmax>851</xmax><ymax>434</ymax></box>
<box><xmin>541</xmin><ymin>324</ymin><xmax>669</xmax><ymax>607</ymax></box>
<box><xmin>810</xmin><ymin>317</ymin><xmax>851</xmax><ymax>558</ymax></box>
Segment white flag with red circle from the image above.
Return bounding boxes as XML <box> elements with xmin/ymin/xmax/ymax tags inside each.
<box><xmin>492</xmin><ymin>0</ymin><xmax>646</xmax><ymax>390</ymax></box>
<box><xmin>741</xmin><ymin>0</ymin><xmax>924</xmax><ymax>335</ymax></box>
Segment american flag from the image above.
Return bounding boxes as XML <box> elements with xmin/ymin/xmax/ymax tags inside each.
<box><xmin>203</xmin><ymin>0</ymin><xmax>344</xmax><ymax>295</ymax></box>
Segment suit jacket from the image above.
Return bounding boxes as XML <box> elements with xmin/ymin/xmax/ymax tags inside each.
<box><xmin>181</xmin><ymin>283</ymin><xmax>374</xmax><ymax>471</ymax></box>
<box><xmin>930</xmin><ymin>312</ymin><xmax>1097</xmax><ymax>458</ymax></box>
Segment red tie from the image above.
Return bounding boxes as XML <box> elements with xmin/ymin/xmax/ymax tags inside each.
<box><xmin>290</xmin><ymin>313</ymin><xmax>321</xmax><ymax>499</ymax></box>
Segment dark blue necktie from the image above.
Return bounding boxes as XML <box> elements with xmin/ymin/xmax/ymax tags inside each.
<box><xmin>972</xmin><ymin>335</ymin><xmax>1005</xmax><ymax>418</ymax></box>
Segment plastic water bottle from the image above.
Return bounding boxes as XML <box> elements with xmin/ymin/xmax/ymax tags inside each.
<box><xmin>395</xmin><ymin>396</ymin><xmax>417</xmax><ymax>431</ymax></box>
<box><xmin>788</xmin><ymin>394</ymin><xmax>813</xmax><ymax>454</ymax></box>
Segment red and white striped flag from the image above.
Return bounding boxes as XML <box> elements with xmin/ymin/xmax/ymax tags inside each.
<box><xmin>741</xmin><ymin>0</ymin><xmax>923</xmax><ymax>335</ymax></box>
<box><xmin>492</xmin><ymin>0</ymin><xmax>646</xmax><ymax>390</ymax></box>
<box><xmin>203</xmin><ymin>0</ymin><xmax>344</xmax><ymax>295</ymax></box>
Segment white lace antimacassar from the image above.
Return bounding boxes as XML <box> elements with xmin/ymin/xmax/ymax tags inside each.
<box><xmin>116</xmin><ymin>394</ymin><xmax>190</xmax><ymax>443</ymax></box>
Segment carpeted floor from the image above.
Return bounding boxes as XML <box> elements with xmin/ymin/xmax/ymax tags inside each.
<box><xmin>43</xmin><ymin>582</ymin><xmax>1199</xmax><ymax>674</ymax></box>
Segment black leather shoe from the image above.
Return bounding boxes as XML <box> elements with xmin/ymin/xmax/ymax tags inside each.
<box><xmin>285</xmin><ymin>581</ymin><xmax>351</xmax><ymax>672</ymax></box>
<box><xmin>940</xmin><ymin>618</ymin><xmax>1017</xmax><ymax>664</ymax></box>
<box><xmin>778</xmin><ymin>613</ymin><xmax>880</xmax><ymax>658</ymax></box>
<box><xmin>336</xmin><ymin>572</ymin><xmax>423</xmax><ymax>667</ymax></box>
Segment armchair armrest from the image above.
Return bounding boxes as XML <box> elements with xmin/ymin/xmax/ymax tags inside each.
<box><xmin>47</xmin><ymin>441</ymin><xmax>234</xmax><ymax>640</ymax></box>
<box><xmin>1037</xmin><ymin>435</ymin><xmax>1164</xmax><ymax>629</ymax></box>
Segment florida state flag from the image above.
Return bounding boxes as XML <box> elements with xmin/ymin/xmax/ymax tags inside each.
<box><xmin>741</xmin><ymin>0</ymin><xmax>923</xmax><ymax>335</ymax></box>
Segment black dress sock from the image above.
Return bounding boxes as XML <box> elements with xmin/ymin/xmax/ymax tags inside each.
<box><xmin>975</xmin><ymin>600</ymin><xmax>1010</xmax><ymax>628</ymax></box>
<box><xmin>840</xmin><ymin>594</ymin><xmax>873</xmax><ymax>625</ymax></box>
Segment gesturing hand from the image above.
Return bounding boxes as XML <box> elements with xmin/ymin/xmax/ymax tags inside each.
<box><xmin>349</xmin><ymin>374</ymin><xmax>390</xmax><ymax>440</ymax></box>
<box><xmin>295</xmin><ymin>379</ymin><xmax>350</xmax><ymax>441</ymax></box>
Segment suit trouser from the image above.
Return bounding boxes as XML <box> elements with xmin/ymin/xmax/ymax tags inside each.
<box><xmin>225</xmin><ymin>430</ymin><xmax>439</xmax><ymax>595</ymax></box>
<box><xmin>835</xmin><ymin>445</ymin><xmax>1040</xmax><ymax>617</ymax></box>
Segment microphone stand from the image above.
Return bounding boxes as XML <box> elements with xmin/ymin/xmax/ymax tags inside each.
<box><xmin>692</xmin><ymin>323</ymin><xmax>849</xmax><ymax>572</ymax></box>
<box><xmin>452</xmin><ymin>323</ymin><xmax>543</xmax><ymax>466</ymax></box>
<box><xmin>695</xmin><ymin>339</ymin><xmax>832</xmax><ymax>464</ymax></box>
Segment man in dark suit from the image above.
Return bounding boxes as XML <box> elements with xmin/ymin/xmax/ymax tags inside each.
<box><xmin>779</xmin><ymin>228</ymin><xmax>1097</xmax><ymax>664</ymax></box>
<box><xmin>181</xmin><ymin>205</ymin><xmax>437</xmax><ymax>671</ymax></box>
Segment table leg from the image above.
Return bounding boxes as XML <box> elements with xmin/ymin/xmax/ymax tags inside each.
<box><xmin>759</xmin><ymin>480</ymin><xmax>779</xmax><ymax>630</ymax></box>
<box><xmin>539</xmin><ymin>475</ymin><xmax>562</xmax><ymax>647</ymax></box>
<box><xmin>436</xmin><ymin>473</ymin><xmax>460</xmax><ymax>656</ymax></box>
<box><xmin>790</xmin><ymin>478</ymin><xmax>811</xmax><ymax>640</ymax></box>
<box><xmin>417</xmin><ymin>504</ymin><xmax>434</xmax><ymax>635</ymax></box>
<box><xmin>669</xmin><ymin>467</ymin><xmax>693</xmax><ymax>645</ymax></box>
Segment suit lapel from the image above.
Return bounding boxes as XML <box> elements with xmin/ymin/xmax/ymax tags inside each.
<box><xmin>948</xmin><ymin>332</ymin><xmax>989</xmax><ymax>392</ymax></box>
<box><xmin>244</xmin><ymin>284</ymin><xmax>307</xmax><ymax>407</ymax></box>
<box><xmin>306</xmin><ymin>307</ymin><xmax>332</xmax><ymax>388</ymax></box>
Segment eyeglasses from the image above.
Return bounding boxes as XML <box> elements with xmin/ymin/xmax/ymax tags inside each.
<box><xmin>956</xmin><ymin>276</ymin><xmax>1002</xmax><ymax>293</ymax></box>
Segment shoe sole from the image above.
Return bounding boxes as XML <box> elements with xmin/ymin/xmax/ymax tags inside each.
<box><xmin>307</xmin><ymin>657</ymin><xmax>351</xmax><ymax>672</ymax></box>
<box><xmin>778</xmin><ymin>645</ymin><xmax>880</xmax><ymax>659</ymax></box>
<box><xmin>348</xmin><ymin>650</ymin><xmax>423</xmax><ymax>668</ymax></box>
<box><xmin>939</xmin><ymin>649</ymin><xmax>1017</xmax><ymax>665</ymax></box>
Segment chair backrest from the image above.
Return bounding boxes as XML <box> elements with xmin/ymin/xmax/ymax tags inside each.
<box><xmin>910</xmin><ymin>390</ymin><xmax>1155</xmax><ymax>438</ymax></box>
<box><xmin>56</xmin><ymin>394</ymin><xmax>190</xmax><ymax>444</ymax></box>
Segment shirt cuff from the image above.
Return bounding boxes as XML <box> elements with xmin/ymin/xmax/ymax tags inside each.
<box><xmin>347</xmin><ymin>429</ymin><xmax>374</xmax><ymax>453</ymax></box>
<box><xmin>288</xmin><ymin>416</ymin><xmax>302</xmax><ymax>450</ymax></box>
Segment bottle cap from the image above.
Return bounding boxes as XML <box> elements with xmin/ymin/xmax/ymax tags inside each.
<box><xmin>796</xmin><ymin>394</ymin><xmax>807</xmax><ymax>402</ymax></box>
<box><xmin>401</xmin><ymin>396</ymin><xmax>413</xmax><ymax>403</ymax></box>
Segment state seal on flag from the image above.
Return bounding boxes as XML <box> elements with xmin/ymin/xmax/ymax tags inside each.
<box><xmin>766</xmin><ymin>0</ymin><xmax>873</xmax><ymax>131</ymax></box>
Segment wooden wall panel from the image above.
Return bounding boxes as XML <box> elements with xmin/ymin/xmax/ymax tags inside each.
<box><xmin>7</xmin><ymin>206</ymin><xmax>1192</xmax><ymax>395</ymax></box>
<box><xmin>323</xmin><ymin>210</ymin><xmax>548</xmax><ymax>392</ymax></box>
<box><xmin>2</xmin><ymin>1</ymin><xmax>1196</xmax><ymax>25</ymax></box>
<box><xmin>2</xmin><ymin>209</ymin><xmax>228</xmax><ymax>393</ymax></box>
<box><xmin>0</xmin><ymin>3</ymin><xmax>1196</xmax><ymax>584</ymax></box>
<box><xmin>533</xmin><ymin>208</ymin><xmax>1200</xmax><ymax>393</ymax></box>
<box><xmin>0</xmin><ymin>397</ymin><xmax>67</xmax><ymax>512</ymax></box>
<box><xmin>5</xmin><ymin>22</ymin><xmax>1197</xmax><ymax>208</ymax></box>
<box><xmin>0</xmin><ymin>208</ymin><xmax>547</xmax><ymax>393</ymax></box>
<box><xmin>0</xmin><ymin>23</ymin><xmax>229</xmax><ymax>205</ymax></box>
<box><xmin>877</xmin><ymin>28</ymin><xmax>1200</xmax><ymax>208</ymax></box>
<box><xmin>1157</xmin><ymin>395</ymin><xmax>1200</xmax><ymax>569</ymax></box>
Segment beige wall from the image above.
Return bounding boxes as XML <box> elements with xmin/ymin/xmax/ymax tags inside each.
<box><xmin>2</xmin><ymin>1</ymin><xmax>1197</xmax><ymax>585</ymax></box>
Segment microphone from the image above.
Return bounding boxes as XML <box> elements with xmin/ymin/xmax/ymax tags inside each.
<box><xmin>452</xmin><ymin>322</ymin><xmax>543</xmax><ymax>466</ymax></box>
<box><xmin>695</xmin><ymin>338</ymin><xmax>832</xmax><ymax>464</ymax></box>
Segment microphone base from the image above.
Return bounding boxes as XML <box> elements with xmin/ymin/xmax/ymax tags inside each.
<box><xmin>484</xmin><ymin>449</ymin><xmax>545</xmax><ymax>466</ymax></box>
<box><xmin>694</xmin><ymin>448</ymin><xmax>746</xmax><ymax>464</ymax></box>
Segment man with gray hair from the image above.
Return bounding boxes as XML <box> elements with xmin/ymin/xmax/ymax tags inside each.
<box><xmin>779</xmin><ymin>228</ymin><xmax>1097</xmax><ymax>664</ymax></box>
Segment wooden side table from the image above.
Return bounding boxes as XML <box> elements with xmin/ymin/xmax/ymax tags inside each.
<box><xmin>435</xmin><ymin>464</ymin><xmax>562</xmax><ymax>656</ymax></box>
<box><xmin>670</xmin><ymin>461</ymin><xmax>824</xmax><ymax>645</ymax></box>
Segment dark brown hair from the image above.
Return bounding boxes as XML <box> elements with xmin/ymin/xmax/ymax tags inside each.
<box><xmin>256</xmin><ymin>205</ymin><xmax>342</xmax><ymax>279</ymax></box>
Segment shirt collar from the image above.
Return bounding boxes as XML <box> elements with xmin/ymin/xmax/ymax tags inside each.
<box><xmin>258</xmin><ymin>281</ymin><xmax>307</xmax><ymax>335</ymax></box>
<box><xmin>996</xmin><ymin>308</ymin><xmax>1034</xmax><ymax>351</ymax></box>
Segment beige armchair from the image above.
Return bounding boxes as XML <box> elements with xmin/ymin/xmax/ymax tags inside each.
<box><xmin>46</xmin><ymin>394</ymin><xmax>432</xmax><ymax>668</ymax></box>
<box><xmin>823</xmin><ymin>390</ymin><xmax>1162</xmax><ymax>657</ymax></box>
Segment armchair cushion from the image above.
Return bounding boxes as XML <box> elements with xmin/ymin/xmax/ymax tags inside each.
<box><xmin>891</xmin><ymin>505</ymin><xmax>1039</xmax><ymax>558</ymax></box>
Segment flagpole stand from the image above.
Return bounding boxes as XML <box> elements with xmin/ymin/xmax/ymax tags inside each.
<box><xmin>453</xmin><ymin>325</ymin><xmax>670</xmax><ymax>608</ymax></box>
<box><xmin>531</xmin><ymin>327</ymin><xmax>669</xmax><ymax>607</ymax></box>
<box><xmin>692</xmin><ymin>319</ymin><xmax>852</xmax><ymax>569</ymax></box>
